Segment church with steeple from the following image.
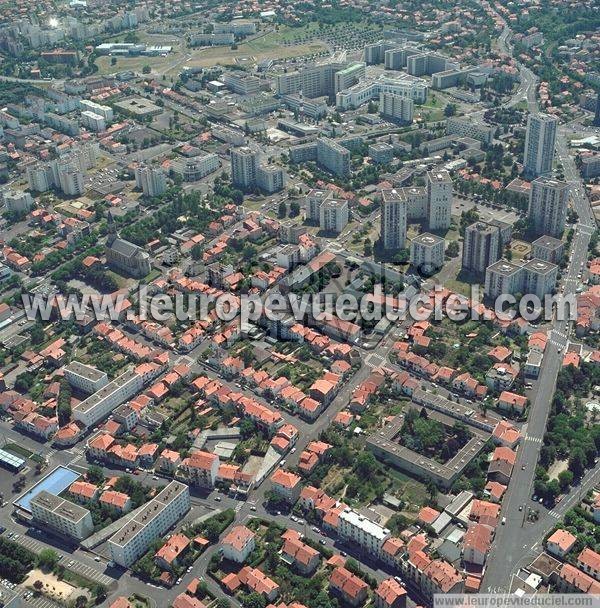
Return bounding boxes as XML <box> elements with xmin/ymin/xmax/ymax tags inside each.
<box><xmin>105</xmin><ymin>211</ymin><xmax>151</xmax><ymax>279</ymax></box>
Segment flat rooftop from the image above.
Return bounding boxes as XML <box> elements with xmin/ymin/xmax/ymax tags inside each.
<box><xmin>73</xmin><ymin>368</ymin><xmax>138</xmax><ymax>415</ymax></box>
<box><xmin>14</xmin><ymin>465</ymin><xmax>80</xmax><ymax>513</ymax></box>
<box><xmin>31</xmin><ymin>491</ymin><xmax>89</xmax><ymax>523</ymax></box>
<box><xmin>64</xmin><ymin>360</ymin><xmax>107</xmax><ymax>382</ymax></box>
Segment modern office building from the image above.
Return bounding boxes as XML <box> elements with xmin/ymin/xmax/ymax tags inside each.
<box><xmin>30</xmin><ymin>491</ymin><xmax>94</xmax><ymax>540</ymax></box>
<box><xmin>528</xmin><ymin>176</ymin><xmax>570</xmax><ymax>238</ymax></box>
<box><xmin>523</xmin><ymin>113</ymin><xmax>558</xmax><ymax>178</ymax></box>
<box><xmin>462</xmin><ymin>222</ymin><xmax>501</xmax><ymax>275</ymax></box>
<box><xmin>336</xmin><ymin>73</ymin><xmax>428</xmax><ymax>110</ymax></box>
<box><xmin>426</xmin><ymin>170</ymin><xmax>452</xmax><ymax>231</ymax></box>
<box><xmin>379</xmin><ymin>92</ymin><xmax>414</xmax><ymax>124</ymax></box>
<box><xmin>135</xmin><ymin>164</ymin><xmax>167</xmax><ymax>197</ymax></box>
<box><xmin>108</xmin><ymin>481</ymin><xmax>191</xmax><ymax>567</ymax></box>
<box><xmin>410</xmin><ymin>233</ymin><xmax>445</xmax><ymax>274</ymax></box>
<box><xmin>319</xmin><ymin>198</ymin><xmax>349</xmax><ymax>234</ymax></box>
<box><xmin>380</xmin><ymin>188</ymin><xmax>407</xmax><ymax>250</ymax></box>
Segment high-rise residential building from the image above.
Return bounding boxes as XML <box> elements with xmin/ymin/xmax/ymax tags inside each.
<box><xmin>531</xmin><ymin>235</ymin><xmax>564</xmax><ymax>265</ymax></box>
<box><xmin>319</xmin><ymin>198</ymin><xmax>349</xmax><ymax>234</ymax></box>
<box><xmin>426</xmin><ymin>170</ymin><xmax>452</xmax><ymax>231</ymax></box>
<box><xmin>594</xmin><ymin>92</ymin><xmax>600</xmax><ymax>128</ymax></box>
<box><xmin>522</xmin><ymin>258</ymin><xmax>558</xmax><ymax>299</ymax></box>
<box><xmin>446</xmin><ymin>117</ymin><xmax>494</xmax><ymax>144</ymax></box>
<box><xmin>135</xmin><ymin>164</ymin><xmax>167</xmax><ymax>197</ymax></box>
<box><xmin>379</xmin><ymin>92</ymin><xmax>414</xmax><ymax>124</ymax></box>
<box><xmin>316</xmin><ymin>138</ymin><xmax>351</xmax><ymax>177</ymax></box>
<box><xmin>410</xmin><ymin>233</ymin><xmax>445</xmax><ymax>274</ymax></box>
<box><xmin>484</xmin><ymin>259</ymin><xmax>524</xmax><ymax>300</ymax></box>
<box><xmin>79</xmin><ymin>99</ymin><xmax>113</xmax><ymax>122</ymax></box>
<box><xmin>306</xmin><ymin>189</ymin><xmax>332</xmax><ymax>222</ymax></box>
<box><xmin>256</xmin><ymin>164</ymin><xmax>285</xmax><ymax>194</ymax></box>
<box><xmin>523</xmin><ymin>113</ymin><xmax>557</xmax><ymax>178</ymax></box>
<box><xmin>405</xmin><ymin>186</ymin><xmax>428</xmax><ymax>220</ymax></box>
<box><xmin>80</xmin><ymin>110</ymin><xmax>106</xmax><ymax>132</ymax></box>
<box><xmin>380</xmin><ymin>189</ymin><xmax>407</xmax><ymax>250</ymax></box>
<box><xmin>528</xmin><ymin>176</ymin><xmax>569</xmax><ymax>237</ymax></box>
<box><xmin>2</xmin><ymin>190</ymin><xmax>33</xmax><ymax>213</ymax></box>
<box><xmin>231</xmin><ymin>147</ymin><xmax>284</xmax><ymax>193</ymax></box>
<box><xmin>57</xmin><ymin>163</ymin><xmax>85</xmax><ymax>196</ymax></box>
<box><xmin>462</xmin><ymin>222</ymin><xmax>500</xmax><ymax>275</ymax></box>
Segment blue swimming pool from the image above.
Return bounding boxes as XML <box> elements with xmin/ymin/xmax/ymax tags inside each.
<box><xmin>14</xmin><ymin>465</ymin><xmax>81</xmax><ymax>512</ymax></box>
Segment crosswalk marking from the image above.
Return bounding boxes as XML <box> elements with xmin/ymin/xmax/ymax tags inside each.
<box><xmin>524</xmin><ymin>435</ymin><xmax>542</xmax><ymax>444</ymax></box>
<box><xmin>548</xmin><ymin>510</ymin><xmax>561</xmax><ymax>519</ymax></box>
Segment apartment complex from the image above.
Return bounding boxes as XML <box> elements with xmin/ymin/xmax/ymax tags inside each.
<box><xmin>319</xmin><ymin>198</ymin><xmax>349</xmax><ymax>234</ymax></box>
<box><xmin>523</xmin><ymin>113</ymin><xmax>557</xmax><ymax>178</ymax></box>
<box><xmin>462</xmin><ymin>222</ymin><xmax>500</xmax><ymax>275</ymax></box>
<box><xmin>484</xmin><ymin>258</ymin><xmax>558</xmax><ymax>299</ymax></box>
<box><xmin>338</xmin><ymin>508</ymin><xmax>391</xmax><ymax>557</ymax></box>
<box><xmin>410</xmin><ymin>233</ymin><xmax>445</xmax><ymax>274</ymax></box>
<box><xmin>63</xmin><ymin>361</ymin><xmax>109</xmax><ymax>394</ymax></box>
<box><xmin>231</xmin><ymin>147</ymin><xmax>285</xmax><ymax>193</ymax></box>
<box><xmin>30</xmin><ymin>491</ymin><xmax>94</xmax><ymax>540</ymax></box>
<box><xmin>379</xmin><ymin>91</ymin><xmax>414</xmax><ymax>124</ymax></box>
<box><xmin>108</xmin><ymin>481</ymin><xmax>190</xmax><ymax>567</ymax></box>
<box><xmin>135</xmin><ymin>164</ymin><xmax>167</xmax><ymax>197</ymax></box>
<box><xmin>426</xmin><ymin>170</ymin><xmax>452</xmax><ymax>231</ymax></box>
<box><xmin>380</xmin><ymin>188</ymin><xmax>408</xmax><ymax>250</ymax></box>
<box><xmin>528</xmin><ymin>176</ymin><xmax>570</xmax><ymax>238</ymax></box>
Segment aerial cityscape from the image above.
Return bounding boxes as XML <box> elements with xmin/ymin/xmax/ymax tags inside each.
<box><xmin>0</xmin><ymin>1</ymin><xmax>599</xmax><ymax>608</ymax></box>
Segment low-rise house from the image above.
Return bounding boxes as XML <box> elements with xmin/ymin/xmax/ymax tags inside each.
<box><xmin>99</xmin><ymin>490</ymin><xmax>131</xmax><ymax>513</ymax></box>
<box><xmin>498</xmin><ymin>391</ymin><xmax>527</xmax><ymax>415</ymax></box>
<box><xmin>69</xmin><ymin>481</ymin><xmax>100</xmax><ymax>503</ymax></box>
<box><xmin>547</xmin><ymin>529</ymin><xmax>577</xmax><ymax>559</ymax></box>
<box><xmin>155</xmin><ymin>534</ymin><xmax>191</xmax><ymax>571</ymax></box>
<box><xmin>556</xmin><ymin>563</ymin><xmax>600</xmax><ymax>594</ymax></box>
<box><xmin>463</xmin><ymin>523</ymin><xmax>493</xmax><ymax>566</ymax></box>
<box><xmin>270</xmin><ymin>469</ymin><xmax>302</xmax><ymax>504</ymax></box>
<box><xmin>375</xmin><ymin>578</ymin><xmax>407</xmax><ymax>608</ymax></box>
<box><xmin>577</xmin><ymin>548</ymin><xmax>600</xmax><ymax>581</ymax></box>
<box><xmin>281</xmin><ymin>530</ymin><xmax>320</xmax><ymax>575</ymax></box>
<box><xmin>237</xmin><ymin>566</ymin><xmax>280</xmax><ymax>602</ymax></box>
<box><xmin>181</xmin><ymin>450</ymin><xmax>219</xmax><ymax>488</ymax></box>
<box><xmin>329</xmin><ymin>567</ymin><xmax>369</xmax><ymax>607</ymax></box>
<box><xmin>221</xmin><ymin>525</ymin><xmax>256</xmax><ymax>564</ymax></box>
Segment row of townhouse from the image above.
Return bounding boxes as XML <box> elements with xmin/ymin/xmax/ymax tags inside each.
<box><xmin>93</xmin><ymin>322</ymin><xmax>169</xmax><ymax>362</ymax></box>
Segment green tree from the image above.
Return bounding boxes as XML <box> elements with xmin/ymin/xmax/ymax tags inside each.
<box><xmin>242</xmin><ymin>592</ymin><xmax>266</xmax><ymax>608</ymax></box>
<box><xmin>87</xmin><ymin>465</ymin><xmax>104</xmax><ymax>485</ymax></box>
<box><xmin>142</xmin><ymin>65</ymin><xmax>151</xmax><ymax>74</ymax></box>
<box><xmin>568</xmin><ymin>447</ymin><xmax>586</xmax><ymax>478</ymax></box>
<box><xmin>558</xmin><ymin>470</ymin><xmax>573</xmax><ymax>492</ymax></box>
<box><xmin>278</xmin><ymin>201</ymin><xmax>287</xmax><ymax>218</ymax></box>
<box><xmin>37</xmin><ymin>549</ymin><xmax>59</xmax><ymax>571</ymax></box>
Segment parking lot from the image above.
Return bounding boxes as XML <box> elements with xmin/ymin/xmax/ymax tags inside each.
<box><xmin>8</xmin><ymin>533</ymin><xmax>113</xmax><ymax>587</ymax></box>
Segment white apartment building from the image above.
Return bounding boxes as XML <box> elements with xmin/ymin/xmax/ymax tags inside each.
<box><xmin>26</xmin><ymin>163</ymin><xmax>54</xmax><ymax>192</ymax></box>
<box><xmin>231</xmin><ymin>147</ymin><xmax>258</xmax><ymax>189</ymax></box>
<box><xmin>182</xmin><ymin>154</ymin><xmax>220</xmax><ymax>181</ymax></box>
<box><xmin>72</xmin><ymin>367</ymin><xmax>145</xmax><ymax>427</ymax></box>
<box><xmin>80</xmin><ymin>110</ymin><xmax>106</xmax><ymax>132</ymax></box>
<box><xmin>213</xmin><ymin>20</ymin><xmax>256</xmax><ymax>35</ymax></box>
<box><xmin>30</xmin><ymin>491</ymin><xmax>94</xmax><ymax>540</ymax></box>
<box><xmin>380</xmin><ymin>188</ymin><xmax>407</xmax><ymax>250</ymax></box>
<box><xmin>276</xmin><ymin>62</ymin><xmax>344</xmax><ymax>98</ymax></box>
<box><xmin>306</xmin><ymin>189</ymin><xmax>332</xmax><ymax>222</ymax></box>
<box><xmin>190</xmin><ymin>32</ymin><xmax>234</xmax><ymax>46</ymax></box>
<box><xmin>484</xmin><ymin>259</ymin><xmax>523</xmax><ymax>300</ymax></box>
<box><xmin>379</xmin><ymin>91</ymin><xmax>414</xmax><ymax>124</ymax></box>
<box><xmin>338</xmin><ymin>508</ymin><xmax>390</xmax><ymax>557</ymax></box>
<box><xmin>220</xmin><ymin>72</ymin><xmax>262</xmax><ymax>96</ymax></box>
<box><xmin>410</xmin><ymin>233</ymin><xmax>445</xmax><ymax>274</ymax></box>
<box><xmin>531</xmin><ymin>235</ymin><xmax>564</xmax><ymax>264</ymax></box>
<box><xmin>528</xmin><ymin>176</ymin><xmax>569</xmax><ymax>238</ymax></box>
<box><xmin>277</xmin><ymin>244</ymin><xmax>301</xmax><ymax>269</ymax></box>
<box><xmin>522</xmin><ymin>258</ymin><xmax>558</xmax><ymax>298</ymax></box>
<box><xmin>427</xmin><ymin>170</ymin><xmax>452</xmax><ymax>231</ymax></box>
<box><xmin>334</xmin><ymin>62</ymin><xmax>366</xmax><ymax>93</ymax></box>
<box><xmin>64</xmin><ymin>361</ymin><xmax>109</xmax><ymax>394</ymax></box>
<box><xmin>405</xmin><ymin>186</ymin><xmax>428</xmax><ymax>220</ymax></box>
<box><xmin>135</xmin><ymin>164</ymin><xmax>167</xmax><ymax>197</ymax></box>
<box><xmin>446</xmin><ymin>117</ymin><xmax>494</xmax><ymax>144</ymax></box>
<box><xmin>79</xmin><ymin>99</ymin><xmax>113</xmax><ymax>122</ymax></box>
<box><xmin>319</xmin><ymin>198</ymin><xmax>349</xmax><ymax>234</ymax></box>
<box><xmin>523</xmin><ymin>113</ymin><xmax>557</xmax><ymax>178</ymax></box>
<box><xmin>57</xmin><ymin>164</ymin><xmax>85</xmax><ymax>196</ymax></box>
<box><xmin>256</xmin><ymin>164</ymin><xmax>285</xmax><ymax>194</ymax></box>
<box><xmin>316</xmin><ymin>138</ymin><xmax>350</xmax><ymax>177</ymax></box>
<box><xmin>3</xmin><ymin>190</ymin><xmax>33</xmax><ymax>213</ymax></box>
<box><xmin>108</xmin><ymin>481</ymin><xmax>190</xmax><ymax>567</ymax></box>
<box><xmin>462</xmin><ymin>222</ymin><xmax>500</xmax><ymax>275</ymax></box>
